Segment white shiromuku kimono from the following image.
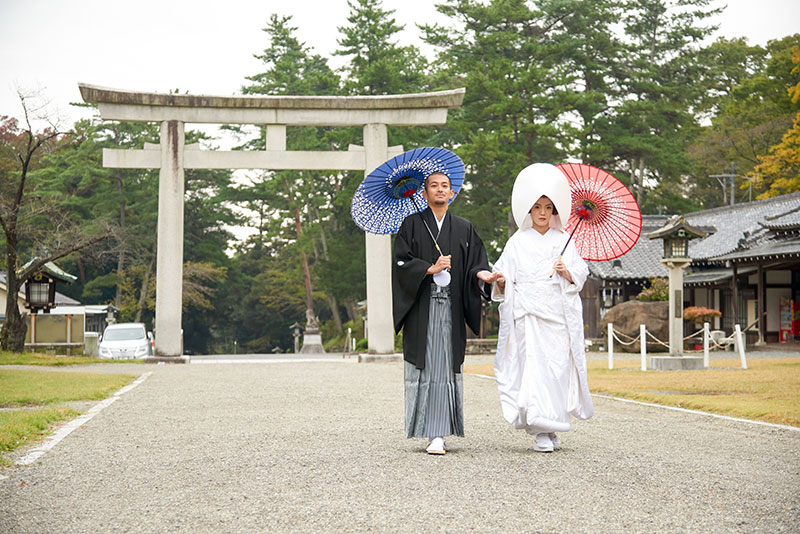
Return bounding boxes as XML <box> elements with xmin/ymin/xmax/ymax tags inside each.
<box><xmin>492</xmin><ymin>227</ymin><xmax>594</xmax><ymax>434</ymax></box>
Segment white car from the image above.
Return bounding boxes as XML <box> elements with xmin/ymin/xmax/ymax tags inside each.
<box><xmin>98</xmin><ymin>323</ymin><xmax>154</xmax><ymax>359</ymax></box>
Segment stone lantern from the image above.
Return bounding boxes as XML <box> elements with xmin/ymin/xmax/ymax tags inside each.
<box><xmin>646</xmin><ymin>217</ymin><xmax>706</xmax><ymax>369</ymax></box>
<box><xmin>289</xmin><ymin>322</ymin><xmax>302</xmax><ymax>354</ymax></box>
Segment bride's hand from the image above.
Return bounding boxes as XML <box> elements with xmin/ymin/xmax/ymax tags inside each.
<box><xmin>552</xmin><ymin>259</ymin><xmax>573</xmax><ymax>283</ymax></box>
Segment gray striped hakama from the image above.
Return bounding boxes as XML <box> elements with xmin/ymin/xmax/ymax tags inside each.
<box><xmin>405</xmin><ymin>284</ymin><xmax>464</xmax><ymax>438</ymax></box>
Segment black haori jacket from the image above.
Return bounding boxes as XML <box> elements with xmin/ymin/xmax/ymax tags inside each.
<box><xmin>392</xmin><ymin>208</ymin><xmax>490</xmax><ymax>373</ymax></box>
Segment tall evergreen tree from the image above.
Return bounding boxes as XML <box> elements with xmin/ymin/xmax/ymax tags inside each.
<box><xmin>601</xmin><ymin>0</ymin><xmax>721</xmax><ymax>213</ymax></box>
<box><xmin>320</xmin><ymin>0</ymin><xmax>435</xmax><ymax>339</ymax></box>
<box><xmin>688</xmin><ymin>34</ymin><xmax>800</xmax><ymax>206</ymax></box>
<box><xmin>335</xmin><ymin>0</ymin><xmax>429</xmax><ymax>97</ymax></box>
<box><xmin>422</xmin><ymin>0</ymin><xmax>577</xmax><ymax>250</ymax></box>
<box><xmin>224</xmin><ymin>14</ymin><xmax>346</xmax><ymax>349</ymax></box>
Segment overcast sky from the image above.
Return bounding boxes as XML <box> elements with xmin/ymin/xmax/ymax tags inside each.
<box><xmin>1</xmin><ymin>0</ymin><xmax>799</xmax><ymax>128</ymax></box>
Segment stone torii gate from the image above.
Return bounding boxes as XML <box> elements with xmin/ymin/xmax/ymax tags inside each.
<box><xmin>79</xmin><ymin>83</ymin><xmax>464</xmax><ymax>358</ymax></box>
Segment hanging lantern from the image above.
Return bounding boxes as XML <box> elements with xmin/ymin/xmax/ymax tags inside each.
<box><xmin>20</xmin><ymin>259</ymin><xmax>77</xmax><ymax>314</ymax></box>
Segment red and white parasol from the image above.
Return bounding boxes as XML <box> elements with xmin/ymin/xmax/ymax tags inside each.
<box><xmin>555</xmin><ymin>163</ymin><xmax>642</xmax><ymax>261</ymax></box>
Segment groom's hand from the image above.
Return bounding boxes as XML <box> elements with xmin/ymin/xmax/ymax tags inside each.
<box><xmin>426</xmin><ymin>255</ymin><xmax>451</xmax><ymax>275</ymax></box>
<box><xmin>476</xmin><ymin>270</ymin><xmax>493</xmax><ymax>283</ymax></box>
<box><xmin>476</xmin><ymin>270</ymin><xmax>503</xmax><ymax>286</ymax></box>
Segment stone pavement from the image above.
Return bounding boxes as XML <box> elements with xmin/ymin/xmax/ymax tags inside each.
<box><xmin>1</xmin><ymin>356</ymin><xmax>798</xmax><ymax>533</ymax></box>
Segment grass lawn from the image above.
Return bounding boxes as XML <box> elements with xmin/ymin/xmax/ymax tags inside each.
<box><xmin>0</xmin><ymin>350</ymin><xmax>145</xmax><ymax>366</ymax></box>
<box><xmin>464</xmin><ymin>357</ymin><xmax>800</xmax><ymax>427</ymax></box>
<box><xmin>0</xmin><ymin>366</ymin><xmax>136</xmax><ymax>465</ymax></box>
<box><xmin>0</xmin><ymin>369</ymin><xmax>135</xmax><ymax>407</ymax></box>
<box><xmin>0</xmin><ymin>408</ymin><xmax>79</xmax><ymax>466</ymax></box>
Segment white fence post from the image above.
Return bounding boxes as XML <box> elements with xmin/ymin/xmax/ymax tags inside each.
<box><xmin>640</xmin><ymin>324</ymin><xmax>647</xmax><ymax>371</ymax></box>
<box><xmin>735</xmin><ymin>324</ymin><xmax>748</xmax><ymax>369</ymax></box>
<box><xmin>608</xmin><ymin>322</ymin><xmax>614</xmax><ymax>370</ymax></box>
<box><xmin>703</xmin><ymin>322</ymin><xmax>710</xmax><ymax>368</ymax></box>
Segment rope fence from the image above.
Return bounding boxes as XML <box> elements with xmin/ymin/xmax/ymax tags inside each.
<box><xmin>606</xmin><ymin>321</ymin><xmax>749</xmax><ymax>371</ymax></box>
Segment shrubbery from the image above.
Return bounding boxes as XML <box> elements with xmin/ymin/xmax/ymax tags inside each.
<box><xmin>637</xmin><ymin>277</ymin><xmax>669</xmax><ymax>301</ymax></box>
<box><xmin>684</xmin><ymin>306</ymin><xmax>722</xmax><ymax>323</ymax></box>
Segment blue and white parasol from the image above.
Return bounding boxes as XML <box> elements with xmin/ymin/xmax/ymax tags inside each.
<box><xmin>351</xmin><ymin>147</ymin><xmax>465</xmax><ymax>235</ymax></box>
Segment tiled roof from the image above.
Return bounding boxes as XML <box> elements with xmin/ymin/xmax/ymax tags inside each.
<box><xmin>645</xmin><ymin>216</ymin><xmax>707</xmax><ymax>239</ymax></box>
<box><xmin>712</xmin><ymin>234</ymin><xmax>800</xmax><ymax>262</ymax></box>
<box><xmin>17</xmin><ymin>258</ymin><xmax>78</xmax><ymax>283</ymax></box>
<box><xmin>685</xmin><ymin>191</ymin><xmax>800</xmax><ymax>260</ymax></box>
<box><xmin>761</xmin><ymin>205</ymin><xmax>800</xmax><ymax>230</ymax></box>
<box><xmin>588</xmin><ymin>192</ymin><xmax>800</xmax><ymax>280</ymax></box>
<box><xmin>53</xmin><ymin>291</ymin><xmax>81</xmax><ymax>305</ymax></box>
<box><xmin>588</xmin><ymin>215</ymin><xmax>668</xmax><ymax>279</ymax></box>
<box><xmin>684</xmin><ymin>266</ymin><xmax>756</xmax><ymax>286</ymax></box>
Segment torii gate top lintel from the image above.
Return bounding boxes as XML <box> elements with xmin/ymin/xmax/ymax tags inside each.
<box><xmin>78</xmin><ymin>83</ymin><xmax>465</xmax><ymax>126</ymax></box>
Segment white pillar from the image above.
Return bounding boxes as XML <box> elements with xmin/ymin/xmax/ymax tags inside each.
<box><xmin>735</xmin><ymin>324</ymin><xmax>748</xmax><ymax>369</ymax></box>
<box><xmin>154</xmin><ymin>120</ymin><xmax>185</xmax><ymax>356</ymax></box>
<box><xmin>266</xmin><ymin>125</ymin><xmax>286</xmax><ymax>151</ymax></box>
<box><xmin>664</xmin><ymin>259</ymin><xmax>689</xmax><ymax>356</ymax></box>
<box><xmin>607</xmin><ymin>322</ymin><xmax>614</xmax><ymax>370</ymax></box>
<box><xmin>640</xmin><ymin>324</ymin><xmax>647</xmax><ymax>371</ymax></box>
<box><xmin>363</xmin><ymin>123</ymin><xmax>394</xmax><ymax>354</ymax></box>
<box><xmin>703</xmin><ymin>322</ymin><xmax>710</xmax><ymax>368</ymax></box>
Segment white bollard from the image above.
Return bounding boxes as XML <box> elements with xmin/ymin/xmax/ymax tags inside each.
<box><xmin>608</xmin><ymin>322</ymin><xmax>614</xmax><ymax>370</ymax></box>
<box><xmin>640</xmin><ymin>324</ymin><xmax>647</xmax><ymax>371</ymax></box>
<box><xmin>703</xmin><ymin>322</ymin><xmax>710</xmax><ymax>368</ymax></box>
<box><xmin>735</xmin><ymin>324</ymin><xmax>748</xmax><ymax>369</ymax></box>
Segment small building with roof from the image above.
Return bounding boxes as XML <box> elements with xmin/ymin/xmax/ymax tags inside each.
<box><xmin>581</xmin><ymin>191</ymin><xmax>800</xmax><ymax>345</ymax></box>
<box><xmin>1</xmin><ymin>270</ymin><xmax>119</xmax><ymax>353</ymax></box>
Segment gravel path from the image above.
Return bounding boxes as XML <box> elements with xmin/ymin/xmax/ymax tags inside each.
<box><xmin>1</xmin><ymin>359</ymin><xmax>798</xmax><ymax>533</ymax></box>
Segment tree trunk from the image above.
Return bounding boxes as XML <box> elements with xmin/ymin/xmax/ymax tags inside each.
<box><xmin>344</xmin><ymin>296</ymin><xmax>359</xmax><ymax>323</ymax></box>
<box><xmin>314</xmin><ymin>208</ymin><xmax>330</xmax><ymax>258</ymax></box>
<box><xmin>76</xmin><ymin>257</ymin><xmax>86</xmax><ymax>284</ymax></box>
<box><xmin>631</xmin><ymin>157</ymin><xmax>646</xmax><ymax>207</ymax></box>
<box><xmin>327</xmin><ymin>294</ymin><xmax>343</xmax><ymax>335</ymax></box>
<box><xmin>313</xmin><ymin>208</ymin><xmax>344</xmax><ymax>334</ymax></box>
<box><xmin>134</xmin><ymin>257</ymin><xmax>155</xmax><ymax>323</ymax></box>
<box><xmin>286</xmin><ymin>180</ymin><xmax>315</xmax><ymax>314</ymax></box>
<box><xmin>0</xmin><ymin>301</ymin><xmax>27</xmax><ymax>353</ymax></box>
<box><xmin>300</xmin><ymin>251</ymin><xmax>314</xmax><ymax>311</ymax></box>
<box><xmin>115</xmin><ymin>171</ymin><xmax>126</xmax><ymax>308</ymax></box>
<box><xmin>0</xmin><ymin>237</ymin><xmax>27</xmax><ymax>352</ymax></box>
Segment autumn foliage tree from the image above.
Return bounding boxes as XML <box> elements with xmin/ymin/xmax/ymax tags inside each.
<box><xmin>0</xmin><ymin>92</ymin><xmax>110</xmax><ymax>352</ymax></box>
<box><xmin>752</xmin><ymin>45</ymin><xmax>800</xmax><ymax>198</ymax></box>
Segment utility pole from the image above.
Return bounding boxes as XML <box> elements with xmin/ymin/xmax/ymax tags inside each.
<box><xmin>710</xmin><ymin>162</ymin><xmax>739</xmax><ymax>206</ymax></box>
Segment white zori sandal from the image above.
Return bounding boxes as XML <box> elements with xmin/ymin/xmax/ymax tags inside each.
<box><xmin>534</xmin><ymin>433</ymin><xmax>554</xmax><ymax>453</ymax></box>
<box><xmin>426</xmin><ymin>437</ymin><xmax>446</xmax><ymax>455</ymax></box>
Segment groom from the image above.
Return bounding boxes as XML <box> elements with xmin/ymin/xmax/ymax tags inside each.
<box><xmin>393</xmin><ymin>171</ymin><xmax>498</xmax><ymax>454</ymax></box>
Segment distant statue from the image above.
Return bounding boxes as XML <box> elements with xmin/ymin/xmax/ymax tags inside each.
<box><xmin>305</xmin><ymin>308</ymin><xmax>319</xmax><ymax>331</ymax></box>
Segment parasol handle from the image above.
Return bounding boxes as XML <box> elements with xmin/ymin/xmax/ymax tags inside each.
<box><xmin>409</xmin><ymin>195</ymin><xmax>447</xmax><ymax>265</ymax></box>
<box><xmin>549</xmin><ymin>215</ymin><xmax>584</xmax><ymax>278</ymax></box>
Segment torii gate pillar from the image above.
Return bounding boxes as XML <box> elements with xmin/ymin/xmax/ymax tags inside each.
<box><xmin>363</xmin><ymin>124</ymin><xmax>393</xmax><ymax>353</ymax></box>
<box><xmin>155</xmin><ymin>120</ymin><xmax>185</xmax><ymax>356</ymax></box>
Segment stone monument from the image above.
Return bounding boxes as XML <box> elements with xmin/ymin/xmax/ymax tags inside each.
<box><xmin>299</xmin><ymin>309</ymin><xmax>324</xmax><ymax>354</ymax></box>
